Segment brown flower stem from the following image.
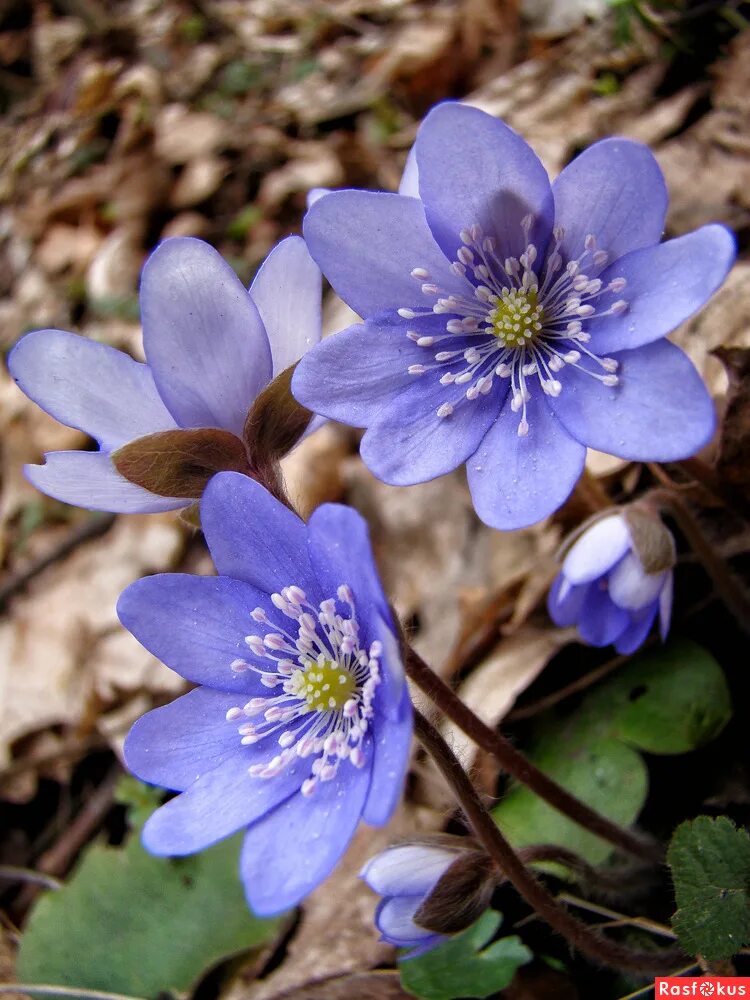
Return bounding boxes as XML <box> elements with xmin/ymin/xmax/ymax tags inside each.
<box><xmin>414</xmin><ymin>710</ymin><xmax>684</xmax><ymax>973</ymax></box>
<box><xmin>404</xmin><ymin>645</ymin><xmax>663</xmax><ymax>864</ymax></box>
<box><xmin>649</xmin><ymin>489</ymin><xmax>750</xmax><ymax>634</ymax></box>
<box><xmin>515</xmin><ymin>845</ymin><xmax>651</xmax><ymax>898</ymax></box>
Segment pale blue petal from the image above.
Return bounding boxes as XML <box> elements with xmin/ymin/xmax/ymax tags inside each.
<box><xmin>585</xmin><ymin>226</ymin><xmax>736</xmax><ymax>354</ymax></box>
<box><xmin>561</xmin><ymin>514</ymin><xmax>630</xmax><ymax>584</ymax></box>
<box><xmin>551</xmin><ymin>138</ymin><xmax>667</xmax><ymax>264</ymax></box>
<box><xmin>467</xmin><ymin>395</ymin><xmax>586</xmax><ymax>530</ymax></box>
<box><xmin>416</xmin><ymin>102</ymin><xmax>553</xmax><ymax>262</ymax></box>
<box><xmin>25</xmin><ymin>450</ymin><xmax>183</xmax><ymax>513</ymax></box>
<box><xmin>141</xmin><ymin>238</ymin><xmax>272</xmax><ymax>436</ymax></box>
<box><xmin>240</xmin><ymin>758</ymin><xmax>371</xmax><ymax>914</ymax></box>
<box><xmin>200</xmin><ymin>473</ymin><xmax>316</xmax><ymax>595</ymax></box>
<box><xmin>551</xmin><ymin>340</ymin><xmax>716</xmax><ymax>461</ymax></box>
<box><xmin>249</xmin><ymin>236</ymin><xmax>322</xmax><ymax>377</ymax></box>
<box><xmin>303</xmin><ymin>190</ymin><xmax>471</xmax><ymax>319</ymax></box>
<box><xmin>9</xmin><ymin>328</ymin><xmax>177</xmax><ymax>450</ymax></box>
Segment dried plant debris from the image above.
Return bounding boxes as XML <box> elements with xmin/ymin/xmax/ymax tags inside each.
<box><xmin>2</xmin><ymin>2</ymin><xmax>750</xmax><ymax>998</ymax></box>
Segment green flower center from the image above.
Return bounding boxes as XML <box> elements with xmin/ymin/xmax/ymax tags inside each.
<box><xmin>488</xmin><ymin>288</ymin><xmax>544</xmax><ymax>348</ymax></box>
<box><xmin>289</xmin><ymin>659</ymin><xmax>357</xmax><ymax>713</ymax></box>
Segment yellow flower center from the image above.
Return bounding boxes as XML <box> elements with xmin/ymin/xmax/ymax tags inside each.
<box><xmin>289</xmin><ymin>660</ymin><xmax>357</xmax><ymax>713</ymax></box>
<box><xmin>488</xmin><ymin>288</ymin><xmax>544</xmax><ymax>348</ymax></box>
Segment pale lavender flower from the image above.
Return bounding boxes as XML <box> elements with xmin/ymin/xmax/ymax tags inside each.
<box><xmin>8</xmin><ymin>236</ymin><xmax>321</xmax><ymax>513</ymax></box>
<box><xmin>548</xmin><ymin>511</ymin><xmax>675</xmax><ymax>654</ymax></box>
<box><xmin>361</xmin><ymin>843</ymin><xmax>458</xmax><ymax>957</ymax></box>
<box><xmin>293</xmin><ymin>102</ymin><xmax>735</xmax><ymax>530</ymax></box>
<box><xmin>119</xmin><ymin>472</ymin><xmax>412</xmax><ymax>915</ymax></box>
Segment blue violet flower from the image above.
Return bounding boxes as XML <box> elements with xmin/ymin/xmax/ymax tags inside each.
<box><xmin>548</xmin><ymin>509</ymin><xmax>675</xmax><ymax>654</ymax></box>
<box><xmin>293</xmin><ymin>102</ymin><xmax>736</xmax><ymax>530</ymax></box>
<box><xmin>361</xmin><ymin>843</ymin><xmax>461</xmax><ymax>957</ymax></box>
<box><xmin>118</xmin><ymin>471</ymin><xmax>412</xmax><ymax>915</ymax></box>
<box><xmin>8</xmin><ymin>236</ymin><xmax>321</xmax><ymax>513</ymax></box>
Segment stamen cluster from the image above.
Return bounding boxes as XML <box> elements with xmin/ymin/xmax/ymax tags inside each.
<box><xmin>225</xmin><ymin>583</ymin><xmax>381</xmax><ymax>797</ymax></box>
<box><xmin>402</xmin><ymin>218</ymin><xmax>628</xmax><ymax>436</ymax></box>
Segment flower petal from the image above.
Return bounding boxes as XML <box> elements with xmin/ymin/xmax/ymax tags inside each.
<box><xmin>614</xmin><ymin>603</ymin><xmax>658</xmax><ymax>655</ymax></box>
<box><xmin>561</xmin><ymin>514</ymin><xmax>630</xmax><ymax>584</ymax></box>
<box><xmin>141</xmin><ymin>753</ymin><xmax>303</xmax><ymax>855</ymax></box>
<box><xmin>551</xmin><ymin>138</ymin><xmax>667</xmax><ymax>264</ymax></box>
<box><xmin>25</xmin><ymin>450</ymin><xmax>183</xmax><ymax>513</ymax></box>
<box><xmin>360</xmin><ymin>374</ymin><xmax>505</xmax><ymax>487</ymax></box>
<box><xmin>306</xmin><ymin>503</ymin><xmax>406</xmax><ymax>719</ymax></box>
<box><xmin>399</xmin><ymin>145</ymin><xmax>419</xmax><ymax>197</ymax></box>
<box><xmin>467</xmin><ymin>395</ymin><xmax>586</xmax><ymax>530</ymax></box>
<box><xmin>608</xmin><ymin>552</ymin><xmax>667</xmax><ymax>611</ymax></box>
<box><xmin>361</xmin><ymin>844</ymin><xmax>454</xmax><ymax>897</ymax></box>
<box><xmin>200</xmin><ymin>473</ymin><xmax>315</xmax><ymax>595</ymax></box>
<box><xmin>117</xmin><ymin>574</ymin><xmax>272</xmax><ymax>693</ymax></box>
<box><xmin>8</xmin><ymin>329</ymin><xmax>178</xmax><ymax>450</ymax></box>
<box><xmin>292</xmin><ymin>319</ymin><xmax>423</xmax><ymax>427</ymax></box>
<box><xmin>362</xmin><ymin>685</ymin><xmax>412</xmax><ymax>825</ymax></box>
<box><xmin>303</xmin><ymin>190</ymin><xmax>470</xmax><ymax>319</ymax></box>
<box><xmin>376</xmin><ymin>896</ymin><xmax>433</xmax><ymax>946</ymax></box>
<box><xmin>124</xmin><ymin>687</ymin><xmax>248</xmax><ymax>791</ymax></box>
<box><xmin>141</xmin><ymin>238</ymin><xmax>272</xmax><ymax>436</ymax></box>
<box><xmin>586</xmin><ymin>225</ymin><xmax>737</xmax><ymax>354</ymax></box>
<box><xmin>551</xmin><ymin>339</ymin><xmax>716</xmax><ymax>461</ymax></box>
<box><xmin>577</xmin><ymin>587</ymin><xmax>629</xmax><ymax>647</ymax></box>
<box><xmin>249</xmin><ymin>236</ymin><xmax>322</xmax><ymax>377</ymax></box>
<box><xmin>547</xmin><ymin>575</ymin><xmax>590</xmax><ymax>627</ymax></box>
<box><xmin>416</xmin><ymin>103</ymin><xmax>553</xmax><ymax>262</ymax></box>
<box><xmin>306</xmin><ymin>502</ymin><xmax>392</xmax><ymax>626</ymax></box>
<box><xmin>659</xmin><ymin>572</ymin><xmax>674</xmax><ymax>640</ymax></box>
<box><xmin>240</xmin><ymin>758</ymin><xmax>371</xmax><ymax>914</ymax></box>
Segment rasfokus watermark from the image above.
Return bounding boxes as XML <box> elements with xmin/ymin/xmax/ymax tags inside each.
<box><xmin>655</xmin><ymin>979</ymin><xmax>750</xmax><ymax>997</ymax></box>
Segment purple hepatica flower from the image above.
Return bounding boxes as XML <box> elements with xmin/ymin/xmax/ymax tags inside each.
<box><xmin>548</xmin><ymin>511</ymin><xmax>675</xmax><ymax>654</ymax></box>
<box><xmin>361</xmin><ymin>843</ymin><xmax>458</xmax><ymax>958</ymax></box>
<box><xmin>293</xmin><ymin>102</ymin><xmax>736</xmax><ymax>530</ymax></box>
<box><xmin>119</xmin><ymin>471</ymin><xmax>412</xmax><ymax>915</ymax></box>
<box><xmin>8</xmin><ymin>236</ymin><xmax>321</xmax><ymax>514</ymax></box>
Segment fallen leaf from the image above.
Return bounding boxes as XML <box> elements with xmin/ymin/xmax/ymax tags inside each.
<box><xmin>442</xmin><ymin>626</ymin><xmax>576</xmax><ymax>769</ymax></box>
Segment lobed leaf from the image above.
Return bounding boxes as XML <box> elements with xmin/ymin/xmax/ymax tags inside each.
<box><xmin>399</xmin><ymin>911</ymin><xmax>531</xmax><ymax>1000</ymax></box>
<box><xmin>669</xmin><ymin>815</ymin><xmax>750</xmax><ymax>961</ymax></box>
<box><xmin>18</xmin><ymin>820</ymin><xmax>286</xmax><ymax>997</ymax></box>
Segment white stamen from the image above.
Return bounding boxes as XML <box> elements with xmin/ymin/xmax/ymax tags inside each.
<box><xmin>399</xmin><ymin>216</ymin><xmax>631</xmax><ymax>434</ymax></box>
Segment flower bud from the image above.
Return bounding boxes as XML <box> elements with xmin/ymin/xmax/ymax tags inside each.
<box><xmin>548</xmin><ymin>506</ymin><xmax>675</xmax><ymax>654</ymax></box>
<box><xmin>361</xmin><ymin>836</ymin><xmax>498</xmax><ymax>958</ymax></box>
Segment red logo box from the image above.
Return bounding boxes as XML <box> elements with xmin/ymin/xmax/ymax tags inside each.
<box><xmin>655</xmin><ymin>979</ymin><xmax>750</xmax><ymax>997</ymax></box>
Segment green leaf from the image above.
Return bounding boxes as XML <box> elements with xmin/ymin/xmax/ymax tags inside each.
<box><xmin>669</xmin><ymin>816</ymin><xmax>750</xmax><ymax>961</ymax></box>
<box><xmin>583</xmin><ymin>640</ymin><xmax>732</xmax><ymax>754</ymax></box>
<box><xmin>18</xmin><ymin>828</ymin><xmax>286</xmax><ymax>998</ymax></box>
<box><xmin>399</xmin><ymin>911</ymin><xmax>531</xmax><ymax>1000</ymax></box>
<box><xmin>495</xmin><ymin>738</ymin><xmax>648</xmax><ymax>868</ymax></box>
<box><xmin>493</xmin><ymin>641</ymin><xmax>731</xmax><ymax>867</ymax></box>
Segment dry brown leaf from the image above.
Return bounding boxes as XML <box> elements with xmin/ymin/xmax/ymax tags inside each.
<box><xmin>0</xmin><ymin>514</ymin><xmax>185</xmax><ymax>773</ymax></box>
<box><xmin>0</xmin><ymin>923</ymin><xmax>27</xmax><ymax>1000</ymax></box>
<box><xmin>443</xmin><ymin>626</ymin><xmax>576</xmax><ymax>769</ymax></box>
<box><xmin>714</xmin><ymin>347</ymin><xmax>750</xmax><ymax>497</ymax></box>
<box><xmin>261</xmin><ymin>972</ymin><xmax>411</xmax><ymax>1000</ymax></box>
<box><xmin>154</xmin><ymin>105</ymin><xmax>227</xmax><ymax>164</ymax></box>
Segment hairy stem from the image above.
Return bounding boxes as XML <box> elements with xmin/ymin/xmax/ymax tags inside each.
<box><xmin>414</xmin><ymin>710</ymin><xmax>684</xmax><ymax>973</ymax></box>
<box><xmin>404</xmin><ymin>645</ymin><xmax>663</xmax><ymax>864</ymax></box>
